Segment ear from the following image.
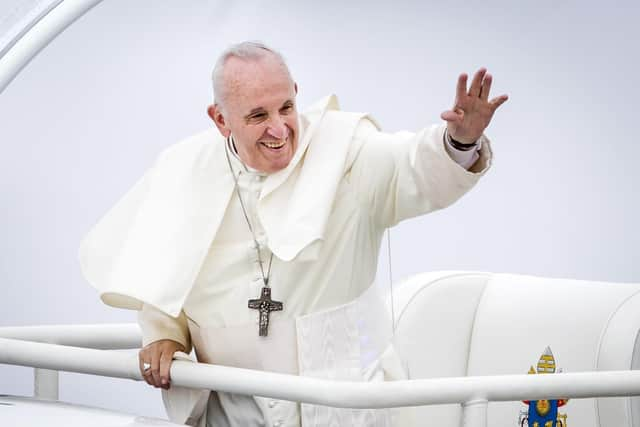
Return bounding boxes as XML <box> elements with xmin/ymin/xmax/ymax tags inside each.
<box><xmin>207</xmin><ymin>104</ymin><xmax>231</xmax><ymax>138</ymax></box>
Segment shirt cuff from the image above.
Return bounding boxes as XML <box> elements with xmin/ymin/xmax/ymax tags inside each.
<box><xmin>137</xmin><ymin>303</ymin><xmax>192</xmax><ymax>353</ymax></box>
<box><xmin>443</xmin><ymin>129</ymin><xmax>482</xmax><ymax>170</ymax></box>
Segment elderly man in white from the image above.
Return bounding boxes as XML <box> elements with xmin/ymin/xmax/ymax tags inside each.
<box><xmin>79</xmin><ymin>41</ymin><xmax>508</xmax><ymax>427</ymax></box>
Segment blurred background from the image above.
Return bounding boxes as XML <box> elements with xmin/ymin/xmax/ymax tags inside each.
<box><xmin>1</xmin><ymin>0</ymin><xmax>638</xmax><ymax>419</ymax></box>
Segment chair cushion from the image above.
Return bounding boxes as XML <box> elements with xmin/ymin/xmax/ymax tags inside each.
<box><xmin>392</xmin><ymin>271</ymin><xmax>490</xmax><ymax>427</ymax></box>
<box><xmin>594</xmin><ymin>289</ymin><xmax>640</xmax><ymax>427</ymax></box>
<box><xmin>392</xmin><ymin>271</ymin><xmax>640</xmax><ymax>427</ymax></box>
<box><xmin>468</xmin><ymin>273</ymin><xmax>640</xmax><ymax>427</ymax></box>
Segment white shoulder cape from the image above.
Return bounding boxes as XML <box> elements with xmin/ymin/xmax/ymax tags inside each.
<box><xmin>79</xmin><ymin>95</ymin><xmax>373</xmax><ymax>316</ymax></box>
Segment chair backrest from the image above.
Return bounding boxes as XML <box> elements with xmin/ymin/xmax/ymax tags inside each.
<box><xmin>391</xmin><ymin>271</ymin><xmax>640</xmax><ymax>427</ymax></box>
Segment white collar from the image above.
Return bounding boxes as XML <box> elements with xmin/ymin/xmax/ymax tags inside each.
<box><xmin>226</xmin><ymin>136</ymin><xmax>267</xmax><ymax>177</ymax></box>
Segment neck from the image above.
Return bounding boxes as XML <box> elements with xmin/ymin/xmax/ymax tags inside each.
<box><xmin>227</xmin><ymin>136</ymin><xmax>265</xmax><ymax>175</ymax></box>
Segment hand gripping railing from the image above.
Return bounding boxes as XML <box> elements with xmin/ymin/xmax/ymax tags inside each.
<box><xmin>2</xmin><ymin>324</ymin><xmax>640</xmax><ymax>427</ymax></box>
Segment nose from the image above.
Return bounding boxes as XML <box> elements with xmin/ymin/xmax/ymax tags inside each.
<box><xmin>266</xmin><ymin>118</ymin><xmax>289</xmax><ymax>140</ymax></box>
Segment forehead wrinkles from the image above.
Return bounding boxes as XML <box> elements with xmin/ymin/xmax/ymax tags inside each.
<box><xmin>222</xmin><ymin>57</ymin><xmax>293</xmax><ymax>112</ymax></box>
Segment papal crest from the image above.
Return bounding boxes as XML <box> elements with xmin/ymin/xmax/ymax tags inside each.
<box><xmin>518</xmin><ymin>346</ymin><xmax>569</xmax><ymax>427</ymax></box>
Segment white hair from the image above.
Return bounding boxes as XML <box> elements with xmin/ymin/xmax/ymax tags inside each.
<box><xmin>211</xmin><ymin>41</ymin><xmax>291</xmax><ymax>108</ymax></box>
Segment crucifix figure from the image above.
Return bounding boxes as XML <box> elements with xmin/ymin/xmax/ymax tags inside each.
<box><xmin>248</xmin><ymin>286</ymin><xmax>283</xmax><ymax>336</ymax></box>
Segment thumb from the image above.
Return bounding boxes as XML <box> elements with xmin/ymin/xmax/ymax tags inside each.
<box><xmin>440</xmin><ymin>109</ymin><xmax>463</xmax><ymax>123</ymax></box>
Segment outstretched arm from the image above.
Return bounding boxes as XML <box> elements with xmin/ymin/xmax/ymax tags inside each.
<box><xmin>347</xmin><ymin>69</ymin><xmax>507</xmax><ymax>228</ymax></box>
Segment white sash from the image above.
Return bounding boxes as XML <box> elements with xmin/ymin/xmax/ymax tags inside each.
<box><xmin>183</xmin><ymin>284</ymin><xmax>395</xmax><ymax>427</ymax></box>
<box><xmin>295</xmin><ymin>284</ymin><xmax>393</xmax><ymax>427</ymax></box>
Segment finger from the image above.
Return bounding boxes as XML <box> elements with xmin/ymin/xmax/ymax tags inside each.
<box><xmin>138</xmin><ymin>350</ymin><xmax>145</xmax><ymax>376</ymax></box>
<box><xmin>139</xmin><ymin>350</ymin><xmax>153</xmax><ymax>386</ymax></box>
<box><xmin>440</xmin><ymin>109</ymin><xmax>464</xmax><ymax>123</ymax></box>
<box><xmin>468</xmin><ymin>68</ymin><xmax>487</xmax><ymax>98</ymax></box>
<box><xmin>489</xmin><ymin>94</ymin><xmax>509</xmax><ymax>110</ymax></box>
<box><xmin>479</xmin><ymin>73</ymin><xmax>492</xmax><ymax>101</ymax></box>
<box><xmin>159</xmin><ymin>352</ymin><xmax>173</xmax><ymax>389</ymax></box>
<box><xmin>150</xmin><ymin>351</ymin><xmax>162</xmax><ymax>388</ymax></box>
<box><xmin>142</xmin><ymin>366</ymin><xmax>154</xmax><ymax>386</ymax></box>
<box><xmin>455</xmin><ymin>73</ymin><xmax>468</xmax><ymax>105</ymax></box>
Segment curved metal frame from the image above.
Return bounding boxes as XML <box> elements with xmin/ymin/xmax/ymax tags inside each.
<box><xmin>0</xmin><ymin>0</ymin><xmax>103</xmax><ymax>94</ymax></box>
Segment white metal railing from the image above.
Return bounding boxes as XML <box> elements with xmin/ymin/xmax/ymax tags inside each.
<box><xmin>0</xmin><ymin>323</ymin><xmax>141</xmax><ymax>348</ymax></box>
<box><xmin>2</xmin><ymin>324</ymin><xmax>640</xmax><ymax>427</ymax></box>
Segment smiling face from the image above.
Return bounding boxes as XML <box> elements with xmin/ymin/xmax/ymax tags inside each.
<box><xmin>208</xmin><ymin>54</ymin><xmax>299</xmax><ymax>173</ymax></box>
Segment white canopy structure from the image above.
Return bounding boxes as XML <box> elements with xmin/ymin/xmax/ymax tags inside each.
<box><xmin>0</xmin><ymin>0</ymin><xmax>102</xmax><ymax>94</ymax></box>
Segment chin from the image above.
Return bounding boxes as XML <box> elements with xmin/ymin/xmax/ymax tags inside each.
<box><xmin>267</xmin><ymin>156</ymin><xmax>293</xmax><ymax>173</ymax></box>
<box><xmin>259</xmin><ymin>140</ymin><xmax>296</xmax><ymax>173</ymax></box>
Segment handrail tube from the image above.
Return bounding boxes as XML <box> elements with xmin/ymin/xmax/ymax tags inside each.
<box><xmin>1</xmin><ymin>337</ymin><xmax>640</xmax><ymax>409</ymax></box>
<box><xmin>0</xmin><ymin>337</ymin><xmax>141</xmax><ymax>380</ymax></box>
<box><xmin>0</xmin><ymin>324</ymin><xmax>141</xmax><ymax>349</ymax></box>
<box><xmin>0</xmin><ymin>0</ymin><xmax>104</xmax><ymax>94</ymax></box>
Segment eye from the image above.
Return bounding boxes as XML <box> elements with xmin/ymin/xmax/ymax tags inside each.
<box><xmin>249</xmin><ymin>112</ymin><xmax>267</xmax><ymax>121</ymax></box>
<box><xmin>281</xmin><ymin>104</ymin><xmax>294</xmax><ymax>113</ymax></box>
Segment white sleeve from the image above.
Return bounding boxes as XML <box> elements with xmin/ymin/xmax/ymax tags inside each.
<box><xmin>443</xmin><ymin>130</ymin><xmax>482</xmax><ymax>170</ymax></box>
<box><xmin>347</xmin><ymin>120</ymin><xmax>493</xmax><ymax>228</ymax></box>
<box><xmin>137</xmin><ymin>303</ymin><xmax>192</xmax><ymax>353</ymax></box>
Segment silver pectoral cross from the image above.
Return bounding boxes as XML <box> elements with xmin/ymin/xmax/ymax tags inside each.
<box><xmin>248</xmin><ymin>286</ymin><xmax>283</xmax><ymax>336</ymax></box>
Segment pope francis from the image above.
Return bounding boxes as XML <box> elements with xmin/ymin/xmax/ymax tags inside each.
<box><xmin>79</xmin><ymin>41</ymin><xmax>508</xmax><ymax>427</ymax></box>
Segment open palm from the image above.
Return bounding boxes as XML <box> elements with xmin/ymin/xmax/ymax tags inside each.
<box><xmin>440</xmin><ymin>68</ymin><xmax>508</xmax><ymax>144</ymax></box>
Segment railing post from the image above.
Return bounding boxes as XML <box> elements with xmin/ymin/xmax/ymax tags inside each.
<box><xmin>34</xmin><ymin>368</ymin><xmax>59</xmax><ymax>400</ymax></box>
<box><xmin>461</xmin><ymin>399</ymin><xmax>488</xmax><ymax>427</ymax></box>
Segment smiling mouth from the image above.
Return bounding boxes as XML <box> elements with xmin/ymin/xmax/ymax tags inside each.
<box><xmin>261</xmin><ymin>140</ymin><xmax>286</xmax><ymax>150</ymax></box>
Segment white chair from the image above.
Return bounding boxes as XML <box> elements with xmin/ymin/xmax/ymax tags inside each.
<box><xmin>392</xmin><ymin>271</ymin><xmax>640</xmax><ymax>427</ymax></box>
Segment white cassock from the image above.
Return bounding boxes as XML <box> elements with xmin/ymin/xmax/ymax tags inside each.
<box><xmin>79</xmin><ymin>95</ymin><xmax>492</xmax><ymax>427</ymax></box>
